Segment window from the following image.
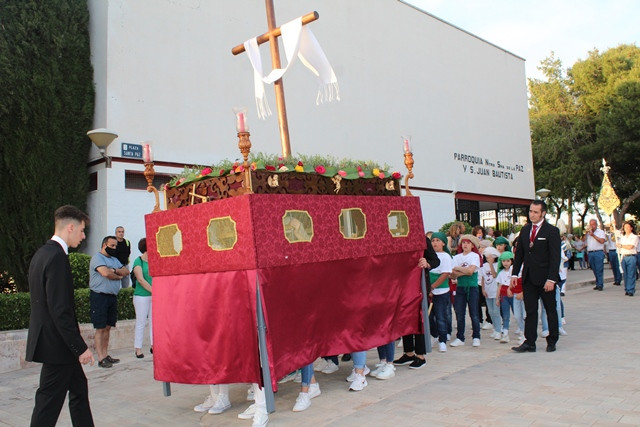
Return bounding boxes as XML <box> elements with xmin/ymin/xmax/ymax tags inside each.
<box><xmin>125</xmin><ymin>170</ymin><xmax>172</xmax><ymax>190</ymax></box>
<box><xmin>88</xmin><ymin>172</ymin><xmax>98</xmax><ymax>192</ymax></box>
<box><xmin>207</xmin><ymin>217</ymin><xmax>238</xmax><ymax>251</ymax></box>
<box><xmin>339</xmin><ymin>208</ymin><xmax>367</xmax><ymax>239</ymax></box>
<box><xmin>282</xmin><ymin>210</ymin><xmax>313</xmax><ymax>243</ymax></box>
<box><xmin>388</xmin><ymin>211</ymin><xmax>409</xmax><ymax>237</ymax></box>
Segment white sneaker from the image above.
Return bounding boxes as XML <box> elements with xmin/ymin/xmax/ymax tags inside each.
<box><xmin>370</xmin><ymin>363</ymin><xmax>385</xmax><ymax>378</ymax></box>
<box><xmin>246</xmin><ymin>386</ymin><xmax>255</xmax><ymax>401</ymax></box>
<box><xmin>345</xmin><ymin>365</ymin><xmax>370</xmax><ymax>382</ymax></box>
<box><xmin>450</xmin><ymin>338</ymin><xmax>464</xmax><ymax>347</ymax></box>
<box><xmin>278</xmin><ymin>371</ymin><xmax>296</xmax><ymax>384</ymax></box>
<box><xmin>308</xmin><ymin>383</ymin><xmax>321</xmax><ymax>399</ymax></box>
<box><xmin>208</xmin><ymin>395</ymin><xmax>231</xmax><ymax>414</ymax></box>
<box><xmin>252</xmin><ymin>411</ymin><xmax>268</xmax><ymax>427</ymax></box>
<box><xmin>500</xmin><ymin>332</ymin><xmax>510</xmax><ymax>343</ymax></box>
<box><xmin>314</xmin><ymin>359</ymin><xmax>329</xmax><ymax>372</ymax></box>
<box><xmin>518</xmin><ymin>335</ymin><xmax>525</xmax><ymax>345</ymax></box>
<box><xmin>376</xmin><ymin>363</ymin><xmax>396</xmax><ymax>380</ymax></box>
<box><xmin>321</xmin><ymin>360</ymin><xmax>339</xmax><ymax>374</ymax></box>
<box><xmin>194</xmin><ymin>394</ymin><xmax>216</xmax><ymax>412</ymax></box>
<box><xmin>431</xmin><ymin>336</ymin><xmax>439</xmax><ymax>345</ymax></box>
<box><xmin>293</xmin><ymin>371</ymin><xmax>302</xmax><ymax>383</ymax></box>
<box><xmin>559</xmin><ymin>327</ymin><xmax>568</xmax><ymax>336</ymax></box>
<box><xmin>482</xmin><ymin>321</ymin><xmax>493</xmax><ymax>330</ymax></box>
<box><xmin>490</xmin><ymin>331</ymin><xmax>501</xmax><ymax>340</ymax></box>
<box><xmin>472</xmin><ymin>338</ymin><xmax>481</xmax><ymax>347</ymax></box>
<box><xmin>447</xmin><ymin>334</ymin><xmax>451</xmax><ymax>341</ymax></box>
<box><xmin>515</xmin><ymin>328</ymin><xmax>522</xmax><ymax>334</ymax></box>
<box><xmin>562</xmin><ymin>318</ymin><xmax>566</xmax><ymax>325</ymax></box>
<box><xmin>292</xmin><ymin>392</ymin><xmax>311</xmax><ymax>412</ymax></box>
<box><xmin>348</xmin><ymin>373</ymin><xmax>368</xmax><ymax>391</ymax></box>
<box><xmin>439</xmin><ymin>342</ymin><xmax>447</xmax><ymax>352</ymax></box>
<box><xmin>541</xmin><ymin>330</ymin><xmax>550</xmax><ymax>338</ymax></box>
<box><xmin>238</xmin><ymin>404</ymin><xmax>256</xmax><ymax>419</ymax></box>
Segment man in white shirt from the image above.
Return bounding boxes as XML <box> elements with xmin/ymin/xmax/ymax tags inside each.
<box><xmin>605</xmin><ymin>229</ymin><xmax>622</xmax><ymax>286</ymax></box>
<box><xmin>586</xmin><ymin>219</ymin><xmax>606</xmax><ymax>290</ymax></box>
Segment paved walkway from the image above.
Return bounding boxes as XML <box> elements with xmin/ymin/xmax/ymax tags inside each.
<box><xmin>3</xmin><ymin>267</ymin><xmax>640</xmax><ymax>426</ymax></box>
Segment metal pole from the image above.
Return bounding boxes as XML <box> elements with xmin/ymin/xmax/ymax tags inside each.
<box><xmin>421</xmin><ymin>268</ymin><xmax>432</xmax><ymax>353</ymax></box>
<box><xmin>256</xmin><ymin>275</ymin><xmax>275</xmax><ymax>413</ymax></box>
<box><xmin>163</xmin><ymin>382</ymin><xmax>171</xmax><ymax>397</ymax></box>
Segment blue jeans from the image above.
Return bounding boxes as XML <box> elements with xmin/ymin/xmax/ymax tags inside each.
<box><xmin>500</xmin><ymin>295</ymin><xmax>513</xmax><ymax>330</ymax></box>
<box><xmin>430</xmin><ymin>292</ymin><xmax>451</xmax><ymax>343</ymax></box>
<box><xmin>300</xmin><ymin>363</ymin><xmax>314</xmax><ymax>387</ymax></box>
<box><xmin>453</xmin><ymin>285</ymin><xmax>480</xmax><ymax>341</ymax></box>
<box><xmin>376</xmin><ymin>342</ymin><xmax>395</xmax><ymax>362</ymax></box>
<box><xmin>485</xmin><ymin>297</ymin><xmax>502</xmax><ymax>333</ymax></box>
<box><xmin>608</xmin><ymin>250</ymin><xmax>622</xmax><ymax>284</ymax></box>
<box><xmin>541</xmin><ymin>286</ymin><xmax>563</xmax><ymax>332</ymax></box>
<box><xmin>351</xmin><ymin>351</ymin><xmax>367</xmax><ymax>370</ymax></box>
<box><xmin>589</xmin><ymin>250</ymin><xmax>605</xmax><ymax>288</ymax></box>
<box><xmin>512</xmin><ymin>296</ymin><xmax>525</xmax><ymax>332</ymax></box>
<box><xmin>622</xmin><ymin>255</ymin><xmax>637</xmax><ymax>295</ymax></box>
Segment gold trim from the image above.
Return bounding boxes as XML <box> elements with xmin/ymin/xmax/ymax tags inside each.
<box><xmin>207</xmin><ymin>216</ymin><xmax>238</xmax><ymax>251</ymax></box>
<box><xmin>155</xmin><ymin>224</ymin><xmax>183</xmax><ymax>257</ymax></box>
<box><xmin>388</xmin><ymin>210</ymin><xmax>409</xmax><ymax>238</ymax></box>
<box><xmin>282</xmin><ymin>210</ymin><xmax>314</xmax><ymax>243</ymax></box>
<box><xmin>339</xmin><ymin>208</ymin><xmax>367</xmax><ymax>240</ymax></box>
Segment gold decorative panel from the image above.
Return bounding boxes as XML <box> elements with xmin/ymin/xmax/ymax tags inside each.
<box><xmin>339</xmin><ymin>208</ymin><xmax>367</xmax><ymax>239</ymax></box>
<box><xmin>283</xmin><ymin>210</ymin><xmax>313</xmax><ymax>243</ymax></box>
<box><xmin>207</xmin><ymin>216</ymin><xmax>238</xmax><ymax>251</ymax></box>
<box><xmin>156</xmin><ymin>224</ymin><xmax>183</xmax><ymax>257</ymax></box>
<box><xmin>388</xmin><ymin>211</ymin><xmax>409</xmax><ymax>237</ymax></box>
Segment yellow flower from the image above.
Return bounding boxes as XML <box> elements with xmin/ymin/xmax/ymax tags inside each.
<box><xmin>372</xmin><ymin>168</ymin><xmax>380</xmax><ymax>177</ymax></box>
<box><xmin>295</xmin><ymin>165</ymin><xmax>304</xmax><ymax>172</ymax></box>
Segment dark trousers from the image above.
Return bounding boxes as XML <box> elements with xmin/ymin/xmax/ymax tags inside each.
<box><xmin>429</xmin><ymin>292</ymin><xmax>451</xmax><ymax>343</ymax></box>
<box><xmin>401</xmin><ymin>333</ymin><xmax>426</xmax><ymax>355</ymax></box>
<box><xmin>523</xmin><ymin>280</ymin><xmax>558</xmax><ymax>347</ymax></box>
<box><xmin>31</xmin><ymin>362</ymin><xmax>94</xmax><ymax>427</ymax></box>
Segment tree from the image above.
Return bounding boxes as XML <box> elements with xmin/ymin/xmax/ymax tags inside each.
<box><xmin>0</xmin><ymin>0</ymin><xmax>94</xmax><ymax>291</ymax></box>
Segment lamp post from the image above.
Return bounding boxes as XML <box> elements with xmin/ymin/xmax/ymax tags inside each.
<box><xmin>87</xmin><ymin>128</ymin><xmax>118</xmax><ymax>168</ymax></box>
<box><xmin>536</xmin><ymin>188</ymin><xmax>551</xmax><ymax>199</ymax></box>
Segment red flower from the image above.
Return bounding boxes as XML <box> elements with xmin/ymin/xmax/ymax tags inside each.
<box><xmin>201</xmin><ymin>167</ymin><xmax>213</xmax><ymax>176</ymax></box>
<box><xmin>219</xmin><ymin>169</ymin><xmax>226</xmax><ymax>176</ymax></box>
<box><xmin>392</xmin><ymin>171</ymin><xmax>401</xmax><ymax>179</ymax></box>
<box><xmin>378</xmin><ymin>172</ymin><xmax>385</xmax><ymax>179</ymax></box>
<box><xmin>315</xmin><ymin>165</ymin><xmax>326</xmax><ymax>174</ymax></box>
<box><xmin>298</xmin><ymin>161</ymin><xmax>304</xmax><ymax>166</ymax></box>
<box><xmin>265</xmin><ymin>165</ymin><xmax>276</xmax><ymax>171</ymax></box>
<box><xmin>278</xmin><ymin>163</ymin><xmax>285</xmax><ymax>168</ymax></box>
<box><xmin>358</xmin><ymin>171</ymin><xmax>365</xmax><ymax>177</ymax></box>
<box><xmin>338</xmin><ymin>170</ymin><xmax>347</xmax><ymax>177</ymax></box>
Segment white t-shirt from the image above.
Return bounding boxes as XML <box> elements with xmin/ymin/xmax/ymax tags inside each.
<box><xmin>481</xmin><ymin>262</ymin><xmax>499</xmax><ymax>298</ymax></box>
<box><xmin>452</xmin><ymin>251</ymin><xmax>482</xmax><ymax>288</ymax></box>
<box><xmin>496</xmin><ymin>266</ymin><xmax>513</xmax><ymax>288</ymax></box>
<box><xmin>431</xmin><ymin>252</ymin><xmax>453</xmax><ymax>295</ymax></box>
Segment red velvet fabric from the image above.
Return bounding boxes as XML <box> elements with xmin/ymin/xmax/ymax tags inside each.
<box><xmin>152</xmin><ymin>251</ymin><xmax>424</xmax><ymax>387</ymax></box>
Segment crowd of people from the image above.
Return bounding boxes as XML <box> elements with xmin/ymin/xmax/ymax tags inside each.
<box><xmin>26</xmin><ymin>202</ymin><xmax>638</xmax><ymax>426</ymax></box>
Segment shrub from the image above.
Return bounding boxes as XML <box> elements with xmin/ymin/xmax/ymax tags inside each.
<box><xmin>0</xmin><ymin>288</ymin><xmax>136</xmax><ymax>331</ymax></box>
<box><xmin>69</xmin><ymin>253</ymin><xmax>91</xmax><ymax>289</ymax></box>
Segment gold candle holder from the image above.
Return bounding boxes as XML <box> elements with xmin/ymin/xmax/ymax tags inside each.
<box><xmin>144</xmin><ymin>162</ymin><xmax>162</xmax><ymax>213</ymax></box>
<box><xmin>403</xmin><ymin>152</ymin><xmax>414</xmax><ymax>197</ymax></box>
<box><xmin>238</xmin><ymin>131</ymin><xmax>253</xmax><ymax>193</ymax></box>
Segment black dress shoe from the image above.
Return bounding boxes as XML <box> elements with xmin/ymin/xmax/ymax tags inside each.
<box><xmin>150</xmin><ymin>347</ymin><xmax>153</xmax><ymax>354</ymax></box>
<box><xmin>106</xmin><ymin>355</ymin><xmax>120</xmax><ymax>364</ymax></box>
<box><xmin>512</xmin><ymin>343</ymin><xmax>536</xmax><ymax>353</ymax></box>
<box><xmin>593</xmin><ymin>286</ymin><xmax>603</xmax><ymax>291</ymax></box>
<box><xmin>546</xmin><ymin>344</ymin><xmax>556</xmax><ymax>352</ymax></box>
<box><xmin>341</xmin><ymin>353</ymin><xmax>351</xmax><ymax>362</ymax></box>
<box><xmin>614</xmin><ymin>282</ymin><xmax>621</xmax><ymax>286</ymax></box>
<box><xmin>135</xmin><ymin>352</ymin><xmax>144</xmax><ymax>359</ymax></box>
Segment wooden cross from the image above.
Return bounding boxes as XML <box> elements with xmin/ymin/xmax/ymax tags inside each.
<box><xmin>232</xmin><ymin>0</ymin><xmax>319</xmax><ymax>159</ymax></box>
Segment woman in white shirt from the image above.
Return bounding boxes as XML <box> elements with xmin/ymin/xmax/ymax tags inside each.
<box><xmin>615</xmin><ymin>219</ymin><xmax>639</xmax><ymax>296</ymax></box>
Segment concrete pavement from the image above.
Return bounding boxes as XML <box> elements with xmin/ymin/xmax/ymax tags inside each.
<box><xmin>3</xmin><ymin>267</ymin><xmax>640</xmax><ymax>426</ymax></box>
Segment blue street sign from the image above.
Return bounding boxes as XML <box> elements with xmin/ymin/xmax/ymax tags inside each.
<box><xmin>121</xmin><ymin>143</ymin><xmax>143</xmax><ymax>159</ymax></box>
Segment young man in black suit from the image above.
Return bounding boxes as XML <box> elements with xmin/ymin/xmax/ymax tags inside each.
<box><xmin>26</xmin><ymin>205</ymin><xmax>95</xmax><ymax>426</ymax></box>
<box><xmin>510</xmin><ymin>200</ymin><xmax>561</xmax><ymax>353</ymax></box>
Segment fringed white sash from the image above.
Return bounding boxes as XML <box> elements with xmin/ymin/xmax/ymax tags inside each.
<box><xmin>243</xmin><ymin>17</ymin><xmax>340</xmax><ymax>119</ymax></box>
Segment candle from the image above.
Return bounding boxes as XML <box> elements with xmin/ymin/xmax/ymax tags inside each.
<box><xmin>402</xmin><ymin>135</ymin><xmax>412</xmax><ymax>154</ymax></box>
<box><xmin>233</xmin><ymin>107</ymin><xmax>249</xmax><ymax>133</ymax></box>
<box><xmin>143</xmin><ymin>143</ymin><xmax>153</xmax><ymax>163</ymax></box>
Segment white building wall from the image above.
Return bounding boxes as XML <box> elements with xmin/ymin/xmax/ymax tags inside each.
<box><xmin>84</xmin><ymin>0</ymin><xmax>534</xmax><ymax>256</ymax></box>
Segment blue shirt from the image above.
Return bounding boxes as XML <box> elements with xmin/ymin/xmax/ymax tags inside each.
<box><xmin>89</xmin><ymin>252</ymin><xmax>123</xmax><ymax>295</ymax></box>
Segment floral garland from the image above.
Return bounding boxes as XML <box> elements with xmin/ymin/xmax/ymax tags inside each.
<box><xmin>165</xmin><ymin>153</ymin><xmax>402</xmax><ymax>189</ymax></box>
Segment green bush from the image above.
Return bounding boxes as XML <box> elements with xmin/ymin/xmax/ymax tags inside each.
<box><xmin>69</xmin><ymin>253</ymin><xmax>91</xmax><ymax>289</ymax></box>
<box><xmin>0</xmin><ymin>288</ymin><xmax>136</xmax><ymax>331</ymax></box>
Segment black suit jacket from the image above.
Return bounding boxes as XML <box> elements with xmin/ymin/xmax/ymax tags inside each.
<box><xmin>26</xmin><ymin>240</ymin><xmax>88</xmax><ymax>364</ymax></box>
<box><xmin>512</xmin><ymin>221</ymin><xmax>561</xmax><ymax>286</ymax></box>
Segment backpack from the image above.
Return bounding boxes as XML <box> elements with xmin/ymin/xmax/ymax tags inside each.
<box><xmin>130</xmin><ymin>256</ymin><xmax>141</xmax><ymax>289</ymax></box>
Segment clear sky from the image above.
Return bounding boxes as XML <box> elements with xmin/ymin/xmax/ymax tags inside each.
<box><xmin>408</xmin><ymin>0</ymin><xmax>639</xmax><ymax>81</ymax></box>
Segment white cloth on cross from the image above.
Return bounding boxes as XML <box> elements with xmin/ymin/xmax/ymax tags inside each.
<box><xmin>243</xmin><ymin>17</ymin><xmax>340</xmax><ymax>119</ymax></box>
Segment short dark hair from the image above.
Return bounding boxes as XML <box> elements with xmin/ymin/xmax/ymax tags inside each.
<box><xmin>138</xmin><ymin>237</ymin><xmax>147</xmax><ymax>253</ymax></box>
<box><xmin>624</xmin><ymin>220</ymin><xmax>636</xmax><ymax>234</ymax></box>
<box><xmin>54</xmin><ymin>205</ymin><xmax>89</xmax><ymax>226</ymax></box>
<box><xmin>101</xmin><ymin>235</ymin><xmax>117</xmax><ymax>246</ymax></box>
<box><xmin>531</xmin><ymin>199</ymin><xmax>547</xmax><ymax>213</ymax></box>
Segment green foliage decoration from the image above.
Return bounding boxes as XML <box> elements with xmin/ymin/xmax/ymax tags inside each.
<box><xmin>0</xmin><ymin>0</ymin><xmax>95</xmax><ymax>292</ymax></box>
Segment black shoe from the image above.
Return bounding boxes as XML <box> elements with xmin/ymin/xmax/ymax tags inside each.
<box><xmin>150</xmin><ymin>347</ymin><xmax>153</xmax><ymax>354</ymax></box>
<box><xmin>135</xmin><ymin>352</ymin><xmax>144</xmax><ymax>359</ymax></box>
<box><xmin>614</xmin><ymin>282</ymin><xmax>621</xmax><ymax>286</ymax></box>
<box><xmin>393</xmin><ymin>354</ymin><xmax>416</xmax><ymax>365</ymax></box>
<box><xmin>341</xmin><ymin>353</ymin><xmax>351</xmax><ymax>362</ymax></box>
<box><xmin>408</xmin><ymin>357</ymin><xmax>426</xmax><ymax>369</ymax></box>
<box><xmin>593</xmin><ymin>286</ymin><xmax>603</xmax><ymax>291</ymax></box>
<box><xmin>627</xmin><ymin>292</ymin><xmax>634</xmax><ymax>297</ymax></box>
<box><xmin>98</xmin><ymin>358</ymin><xmax>113</xmax><ymax>368</ymax></box>
<box><xmin>106</xmin><ymin>355</ymin><xmax>120</xmax><ymax>364</ymax></box>
<box><xmin>511</xmin><ymin>343</ymin><xmax>536</xmax><ymax>353</ymax></box>
<box><xmin>560</xmin><ymin>292</ymin><xmax>565</xmax><ymax>296</ymax></box>
<box><xmin>546</xmin><ymin>344</ymin><xmax>556</xmax><ymax>352</ymax></box>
